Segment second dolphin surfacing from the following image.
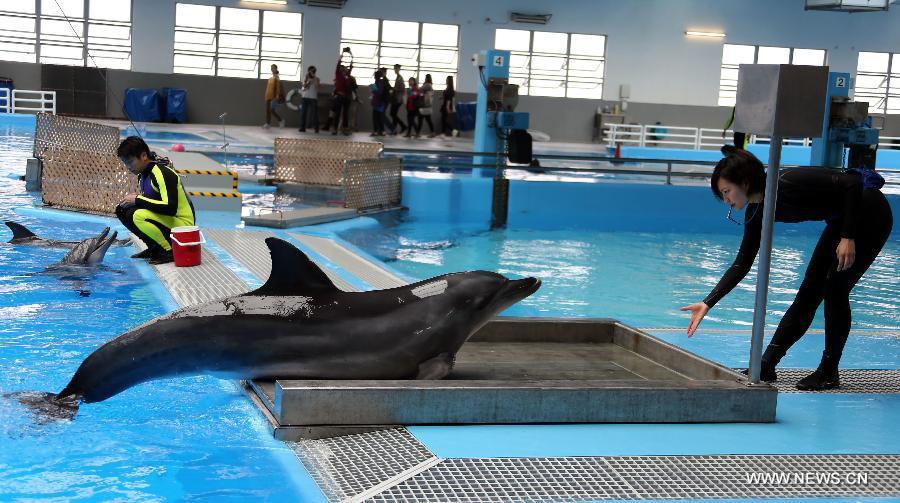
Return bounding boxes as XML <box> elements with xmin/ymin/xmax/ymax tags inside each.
<box><xmin>18</xmin><ymin>237</ymin><xmax>541</xmax><ymax>419</ymax></box>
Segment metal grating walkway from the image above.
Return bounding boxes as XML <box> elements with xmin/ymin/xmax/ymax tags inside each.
<box><xmin>287</xmin><ymin>428</ymin><xmax>900</xmax><ymax>502</ymax></box>
<box><xmin>288</xmin><ymin>232</ymin><xmax>408</xmax><ymax>290</ymax></box>
<box><xmin>289</xmin><ymin>428</ymin><xmax>437</xmax><ymax>502</ymax></box>
<box><xmin>374</xmin><ymin>454</ymin><xmax>900</xmax><ymax>501</ymax></box>
<box><xmin>203</xmin><ymin>228</ymin><xmax>357</xmax><ymax>292</ymax></box>
<box><xmin>737</xmin><ymin>368</ymin><xmax>900</xmax><ymax>394</ymax></box>
<box><xmin>141</xmin><ymin>242</ymin><xmax>247</xmax><ymax>307</ymax></box>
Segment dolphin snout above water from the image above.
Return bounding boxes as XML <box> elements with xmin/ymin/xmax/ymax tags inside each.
<box><xmin>55</xmin><ymin>228</ymin><xmax>119</xmax><ymax>266</ymax></box>
<box><xmin>10</xmin><ymin>237</ymin><xmax>541</xmax><ymax>421</ymax></box>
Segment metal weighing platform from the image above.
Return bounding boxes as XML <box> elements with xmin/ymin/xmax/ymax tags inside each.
<box><xmin>246</xmin><ymin>317</ymin><xmax>775</xmax><ymax>441</ymax></box>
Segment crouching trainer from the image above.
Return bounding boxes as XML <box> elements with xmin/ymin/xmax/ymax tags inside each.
<box><xmin>115</xmin><ymin>136</ymin><xmax>195</xmax><ymax>265</ymax></box>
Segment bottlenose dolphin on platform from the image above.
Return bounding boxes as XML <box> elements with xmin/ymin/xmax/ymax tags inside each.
<box><xmin>12</xmin><ymin>237</ymin><xmax>541</xmax><ymax>420</ymax></box>
<box><xmin>4</xmin><ymin>221</ymin><xmax>131</xmax><ymax>248</ymax></box>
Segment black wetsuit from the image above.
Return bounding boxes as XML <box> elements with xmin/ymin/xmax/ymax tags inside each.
<box><xmin>704</xmin><ymin>167</ymin><xmax>893</xmax><ymax>370</ymax></box>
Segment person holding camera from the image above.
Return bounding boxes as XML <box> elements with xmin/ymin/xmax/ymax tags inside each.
<box><xmin>330</xmin><ymin>47</ymin><xmax>353</xmax><ymax>135</ymax></box>
<box><xmin>299</xmin><ymin>65</ymin><xmax>320</xmax><ymax>133</ymax></box>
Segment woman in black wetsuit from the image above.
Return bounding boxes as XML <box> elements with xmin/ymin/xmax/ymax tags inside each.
<box><xmin>681</xmin><ymin>146</ymin><xmax>893</xmax><ymax>391</ymax></box>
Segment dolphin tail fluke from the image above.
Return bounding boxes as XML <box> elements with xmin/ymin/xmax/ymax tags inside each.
<box><xmin>4</xmin><ymin>391</ymin><xmax>80</xmax><ymax>422</ymax></box>
<box><xmin>5</xmin><ymin>221</ymin><xmax>37</xmax><ymax>241</ymax></box>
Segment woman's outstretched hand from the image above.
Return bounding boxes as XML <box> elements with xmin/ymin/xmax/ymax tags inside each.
<box><xmin>680</xmin><ymin>301</ymin><xmax>710</xmax><ymax>338</ymax></box>
<box><xmin>836</xmin><ymin>238</ymin><xmax>856</xmax><ymax>272</ymax></box>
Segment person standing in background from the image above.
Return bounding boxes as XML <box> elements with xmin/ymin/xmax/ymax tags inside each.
<box><xmin>441</xmin><ymin>75</ymin><xmax>458</xmax><ymax>137</ymax></box>
<box><xmin>417</xmin><ymin>74</ymin><xmax>436</xmax><ymax>138</ymax></box>
<box><xmin>299</xmin><ymin>65</ymin><xmax>320</xmax><ymax>133</ymax></box>
<box><xmin>346</xmin><ymin>74</ymin><xmax>359</xmax><ymax>135</ymax></box>
<box><xmin>263</xmin><ymin>64</ymin><xmax>285</xmax><ymax>129</ymax></box>
<box><xmin>378</xmin><ymin>67</ymin><xmax>394</xmax><ymax>134</ymax></box>
<box><xmin>404</xmin><ymin>77</ymin><xmax>421</xmax><ymax>138</ymax></box>
<box><xmin>370</xmin><ymin>70</ymin><xmax>387</xmax><ymax>136</ymax></box>
<box><xmin>389</xmin><ymin>64</ymin><xmax>407</xmax><ymax>136</ymax></box>
<box><xmin>331</xmin><ymin>48</ymin><xmax>353</xmax><ymax>135</ymax></box>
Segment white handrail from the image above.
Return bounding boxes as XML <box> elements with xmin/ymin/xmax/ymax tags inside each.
<box><xmin>604</xmin><ymin>121</ymin><xmax>900</xmax><ymax>151</ymax></box>
<box><xmin>605</xmin><ymin>123</ymin><xmax>642</xmax><ymax>147</ymax></box>
<box><xmin>0</xmin><ymin>88</ymin><xmax>9</xmax><ymax>113</ymax></box>
<box><xmin>11</xmin><ymin>89</ymin><xmax>56</xmax><ymax>114</ymax></box>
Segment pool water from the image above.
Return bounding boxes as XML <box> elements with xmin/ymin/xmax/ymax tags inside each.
<box><xmin>0</xmin><ymin>116</ymin><xmax>319</xmax><ymax>501</ymax></box>
<box><xmin>338</xmin><ymin>211</ymin><xmax>900</xmax><ymax>370</ymax></box>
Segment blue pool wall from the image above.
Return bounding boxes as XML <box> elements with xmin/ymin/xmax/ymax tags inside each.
<box><xmin>402</xmin><ymin>176</ymin><xmax>900</xmax><ymax>238</ymax></box>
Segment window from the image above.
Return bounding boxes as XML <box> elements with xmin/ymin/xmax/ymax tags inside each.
<box><xmin>494</xmin><ymin>29</ymin><xmax>606</xmax><ymax>98</ymax></box>
<box><xmin>718</xmin><ymin>44</ymin><xmax>826</xmax><ymax>106</ymax></box>
<box><xmin>174</xmin><ymin>4</ymin><xmax>302</xmax><ymax>80</ymax></box>
<box><xmin>0</xmin><ymin>0</ymin><xmax>131</xmax><ymax>68</ymax></box>
<box><xmin>855</xmin><ymin>51</ymin><xmax>900</xmax><ymax>114</ymax></box>
<box><xmin>340</xmin><ymin>17</ymin><xmax>458</xmax><ymax>90</ymax></box>
<box><xmin>0</xmin><ymin>1</ymin><xmax>38</xmax><ymax>63</ymax></box>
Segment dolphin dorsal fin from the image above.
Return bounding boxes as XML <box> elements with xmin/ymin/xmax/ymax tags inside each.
<box><xmin>5</xmin><ymin>221</ymin><xmax>36</xmax><ymax>240</ymax></box>
<box><xmin>248</xmin><ymin>238</ymin><xmax>340</xmax><ymax>296</ymax></box>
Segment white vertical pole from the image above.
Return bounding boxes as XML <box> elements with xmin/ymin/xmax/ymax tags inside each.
<box><xmin>748</xmin><ymin>136</ymin><xmax>782</xmax><ymax>383</ymax></box>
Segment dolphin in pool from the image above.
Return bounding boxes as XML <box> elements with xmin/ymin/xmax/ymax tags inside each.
<box><xmin>47</xmin><ymin>227</ymin><xmax>119</xmax><ymax>268</ymax></box>
<box><xmin>12</xmin><ymin>237</ymin><xmax>541</xmax><ymax>420</ymax></box>
<box><xmin>36</xmin><ymin>227</ymin><xmax>122</xmax><ymax>297</ymax></box>
<box><xmin>4</xmin><ymin>221</ymin><xmax>131</xmax><ymax>248</ymax></box>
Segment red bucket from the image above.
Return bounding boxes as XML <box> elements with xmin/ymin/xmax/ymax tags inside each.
<box><xmin>170</xmin><ymin>226</ymin><xmax>204</xmax><ymax>267</ymax></box>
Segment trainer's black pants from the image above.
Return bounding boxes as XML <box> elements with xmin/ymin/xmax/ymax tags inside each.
<box><xmin>769</xmin><ymin>189</ymin><xmax>893</xmax><ymax>369</ymax></box>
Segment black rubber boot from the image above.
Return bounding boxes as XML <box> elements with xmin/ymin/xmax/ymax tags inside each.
<box><xmin>796</xmin><ymin>353</ymin><xmax>840</xmax><ymax>391</ymax></box>
<box><xmin>130</xmin><ymin>248</ymin><xmax>154</xmax><ymax>259</ymax></box>
<box><xmin>759</xmin><ymin>344</ymin><xmax>785</xmax><ymax>382</ymax></box>
<box><xmin>743</xmin><ymin>344</ymin><xmax>783</xmax><ymax>382</ymax></box>
<box><xmin>148</xmin><ymin>249</ymin><xmax>174</xmax><ymax>265</ymax></box>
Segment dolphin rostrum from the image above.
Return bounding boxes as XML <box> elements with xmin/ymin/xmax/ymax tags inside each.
<box><xmin>50</xmin><ymin>227</ymin><xmax>119</xmax><ymax>267</ymax></box>
<box><xmin>4</xmin><ymin>221</ymin><xmax>131</xmax><ymax>248</ymax></box>
<box><xmin>13</xmin><ymin>237</ymin><xmax>541</xmax><ymax>420</ymax></box>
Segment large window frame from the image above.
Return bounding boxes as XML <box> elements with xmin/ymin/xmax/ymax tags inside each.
<box><xmin>494</xmin><ymin>28</ymin><xmax>607</xmax><ymax>99</ymax></box>
<box><xmin>718</xmin><ymin>43</ymin><xmax>827</xmax><ymax>107</ymax></box>
<box><xmin>0</xmin><ymin>0</ymin><xmax>132</xmax><ymax>69</ymax></box>
<box><xmin>339</xmin><ymin>17</ymin><xmax>459</xmax><ymax>91</ymax></box>
<box><xmin>174</xmin><ymin>3</ymin><xmax>303</xmax><ymax>80</ymax></box>
<box><xmin>855</xmin><ymin>51</ymin><xmax>900</xmax><ymax>115</ymax></box>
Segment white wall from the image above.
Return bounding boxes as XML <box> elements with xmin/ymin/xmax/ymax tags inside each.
<box><xmin>131</xmin><ymin>0</ymin><xmax>900</xmax><ymax>106</ymax></box>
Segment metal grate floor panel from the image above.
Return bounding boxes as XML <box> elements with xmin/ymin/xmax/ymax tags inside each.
<box><xmin>205</xmin><ymin>228</ymin><xmax>358</xmax><ymax>292</ymax></box>
<box><xmin>288</xmin><ymin>427</ymin><xmax>436</xmax><ymax>502</ymax></box>
<box><xmin>287</xmin><ymin>427</ymin><xmax>900</xmax><ymax>502</ymax></box>
<box><xmin>737</xmin><ymin>368</ymin><xmax>900</xmax><ymax>394</ymax></box>
<box><xmin>371</xmin><ymin>454</ymin><xmax>900</xmax><ymax>502</ymax></box>
<box><xmin>141</xmin><ymin>242</ymin><xmax>247</xmax><ymax>307</ymax></box>
<box><xmin>288</xmin><ymin>232</ymin><xmax>408</xmax><ymax>290</ymax></box>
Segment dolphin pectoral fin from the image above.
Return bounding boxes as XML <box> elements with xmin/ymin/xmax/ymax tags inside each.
<box><xmin>5</xmin><ymin>391</ymin><xmax>80</xmax><ymax>423</ymax></box>
<box><xmin>5</xmin><ymin>221</ymin><xmax>37</xmax><ymax>241</ymax></box>
<box><xmin>415</xmin><ymin>353</ymin><xmax>455</xmax><ymax>380</ymax></box>
<box><xmin>247</xmin><ymin>238</ymin><xmax>342</xmax><ymax>296</ymax></box>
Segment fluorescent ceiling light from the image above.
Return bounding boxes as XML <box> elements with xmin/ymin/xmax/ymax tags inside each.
<box><xmin>685</xmin><ymin>30</ymin><xmax>726</xmax><ymax>38</ymax></box>
<box><xmin>243</xmin><ymin>0</ymin><xmax>288</xmax><ymax>5</ymax></box>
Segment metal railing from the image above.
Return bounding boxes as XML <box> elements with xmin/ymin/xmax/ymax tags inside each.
<box><xmin>386</xmin><ymin>147</ymin><xmax>900</xmax><ymax>188</ymax></box>
<box><xmin>0</xmin><ymin>88</ymin><xmax>9</xmax><ymax>113</ymax></box>
<box><xmin>607</xmin><ymin>123</ymin><xmax>900</xmax><ymax>150</ymax></box>
<box><xmin>9</xmin><ymin>89</ymin><xmax>56</xmax><ymax>114</ymax></box>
